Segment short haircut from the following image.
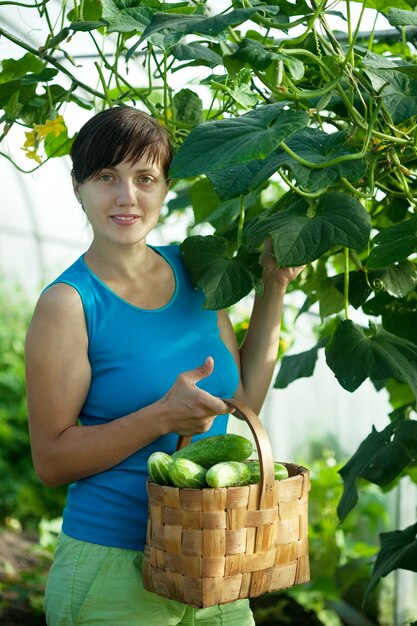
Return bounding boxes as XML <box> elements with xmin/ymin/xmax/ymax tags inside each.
<box><xmin>71</xmin><ymin>106</ymin><xmax>172</xmax><ymax>183</ymax></box>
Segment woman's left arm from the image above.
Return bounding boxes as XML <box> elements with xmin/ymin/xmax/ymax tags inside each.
<box><xmin>218</xmin><ymin>251</ymin><xmax>304</xmax><ymax>414</ymax></box>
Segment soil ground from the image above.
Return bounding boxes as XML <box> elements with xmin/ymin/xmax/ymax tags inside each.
<box><xmin>0</xmin><ymin>530</ymin><xmax>322</xmax><ymax>625</ymax></box>
<box><xmin>0</xmin><ymin>529</ymin><xmax>49</xmax><ymax>625</ymax></box>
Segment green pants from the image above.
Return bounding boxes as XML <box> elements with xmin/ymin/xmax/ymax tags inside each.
<box><xmin>44</xmin><ymin>533</ymin><xmax>255</xmax><ymax>625</ymax></box>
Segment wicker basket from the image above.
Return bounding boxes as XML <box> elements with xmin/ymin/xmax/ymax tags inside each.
<box><xmin>143</xmin><ymin>399</ymin><xmax>310</xmax><ymax>608</ymax></box>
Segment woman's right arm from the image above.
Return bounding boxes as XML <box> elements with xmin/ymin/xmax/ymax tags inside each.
<box><xmin>25</xmin><ymin>284</ymin><xmax>229</xmax><ymax>487</ymax></box>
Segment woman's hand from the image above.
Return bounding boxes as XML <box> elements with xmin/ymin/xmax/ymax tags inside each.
<box><xmin>260</xmin><ymin>238</ymin><xmax>305</xmax><ymax>290</ymax></box>
<box><xmin>157</xmin><ymin>356</ymin><xmax>230</xmax><ymax>436</ymax></box>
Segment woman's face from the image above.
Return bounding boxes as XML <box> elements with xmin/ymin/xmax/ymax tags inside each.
<box><xmin>72</xmin><ymin>153</ymin><xmax>168</xmax><ymax>248</ymax></box>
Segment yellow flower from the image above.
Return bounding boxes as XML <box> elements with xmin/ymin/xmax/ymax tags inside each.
<box><xmin>33</xmin><ymin>115</ymin><xmax>66</xmax><ymax>139</ymax></box>
<box><xmin>22</xmin><ymin>147</ymin><xmax>42</xmax><ymax>163</ymax></box>
<box><xmin>22</xmin><ymin>115</ymin><xmax>66</xmax><ymax>163</ymax></box>
<box><xmin>23</xmin><ymin>130</ymin><xmax>37</xmax><ymax>149</ymax></box>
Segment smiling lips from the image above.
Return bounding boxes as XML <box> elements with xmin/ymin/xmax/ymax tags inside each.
<box><xmin>110</xmin><ymin>214</ymin><xmax>141</xmax><ymax>225</ymax></box>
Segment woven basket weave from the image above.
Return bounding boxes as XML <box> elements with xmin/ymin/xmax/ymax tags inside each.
<box><xmin>143</xmin><ymin>399</ymin><xmax>310</xmax><ymax>608</ymax></box>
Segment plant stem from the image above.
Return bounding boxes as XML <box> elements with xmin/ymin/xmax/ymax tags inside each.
<box><xmin>341</xmin><ymin>177</ymin><xmax>372</xmax><ymax>199</ymax></box>
<box><xmin>0</xmin><ymin>27</ymin><xmax>106</xmax><ymax>102</ymax></box>
<box><xmin>279</xmin><ymin>142</ymin><xmax>366</xmax><ymax>169</ymax></box>
<box><xmin>94</xmin><ymin>62</ymin><xmax>113</xmax><ymax>106</ymax></box>
<box><xmin>205</xmin><ymin>90</ymin><xmax>219</xmax><ymax>121</ymax></box>
<box><xmin>163</xmin><ymin>51</ymin><xmax>169</xmax><ymax>129</ymax></box>
<box><xmin>0</xmin><ymin>0</ymin><xmax>47</xmax><ymax>5</ymax></box>
<box><xmin>367</xmin><ymin>11</ymin><xmax>378</xmax><ymax>50</ymax></box>
<box><xmin>237</xmin><ymin>195</ymin><xmax>245</xmax><ymax>250</ymax></box>
<box><xmin>279</xmin><ymin>171</ymin><xmax>326</xmax><ymax>198</ymax></box>
<box><xmin>344</xmin><ymin>247</ymin><xmax>350</xmax><ymax>320</ymax></box>
<box><xmin>281</xmin><ymin>0</ymin><xmax>327</xmax><ymax>47</ymax></box>
<box><xmin>372</xmin><ymin>131</ymin><xmax>409</xmax><ymax>145</ymax></box>
<box><xmin>281</xmin><ymin>74</ymin><xmax>343</xmax><ymax>100</ymax></box>
<box><xmin>311</xmin><ymin>0</ymin><xmax>344</xmax><ymax>58</ymax></box>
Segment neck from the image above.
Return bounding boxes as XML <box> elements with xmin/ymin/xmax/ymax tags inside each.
<box><xmin>84</xmin><ymin>240</ymin><xmax>154</xmax><ymax>280</ymax></box>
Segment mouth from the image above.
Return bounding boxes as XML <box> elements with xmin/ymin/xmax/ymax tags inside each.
<box><xmin>110</xmin><ymin>214</ymin><xmax>141</xmax><ymax>225</ymax></box>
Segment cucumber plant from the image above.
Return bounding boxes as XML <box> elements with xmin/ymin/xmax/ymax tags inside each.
<box><xmin>1</xmin><ymin>0</ymin><xmax>417</xmax><ymax>605</ymax></box>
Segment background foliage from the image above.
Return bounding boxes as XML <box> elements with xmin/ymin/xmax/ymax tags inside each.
<box><xmin>0</xmin><ymin>288</ymin><xmax>66</xmax><ymax>527</ymax></box>
<box><xmin>1</xmin><ymin>0</ymin><xmax>417</xmax><ymax>621</ymax></box>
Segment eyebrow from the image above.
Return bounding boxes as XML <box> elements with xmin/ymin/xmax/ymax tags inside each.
<box><xmin>103</xmin><ymin>165</ymin><xmax>161</xmax><ymax>174</ymax></box>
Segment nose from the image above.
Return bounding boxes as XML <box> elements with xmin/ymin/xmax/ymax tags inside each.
<box><xmin>116</xmin><ymin>179</ymin><xmax>136</xmax><ymax>206</ymax></box>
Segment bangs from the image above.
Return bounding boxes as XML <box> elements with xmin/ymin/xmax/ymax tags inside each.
<box><xmin>71</xmin><ymin>107</ymin><xmax>172</xmax><ymax>183</ymax></box>
<box><xmin>87</xmin><ymin>122</ymin><xmax>170</xmax><ymax>176</ymax></box>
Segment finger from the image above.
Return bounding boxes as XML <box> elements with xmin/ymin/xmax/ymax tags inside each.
<box><xmin>185</xmin><ymin>358</ymin><xmax>231</xmax><ymax>414</ymax></box>
<box><xmin>188</xmin><ymin>356</ymin><xmax>214</xmax><ymax>385</ymax></box>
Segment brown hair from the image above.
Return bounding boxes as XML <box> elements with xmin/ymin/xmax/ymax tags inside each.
<box><xmin>71</xmin><ymin>107</ymin><xmax>172</xmax><ymax>183</ymax></box>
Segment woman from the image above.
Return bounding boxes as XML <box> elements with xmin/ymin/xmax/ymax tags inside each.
<box><xmin>25</xmin><ymin>106</ymin><xmax>303</xmax><ymax>625</ymax></box>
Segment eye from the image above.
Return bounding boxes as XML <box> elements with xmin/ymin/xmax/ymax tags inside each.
<box><xmin>139</xmin><ymin>175</ymin><xmax>154</xmax><ymax>184</ymax></box>
<box><xmin>98</xmin><ymin>173</ymin><xmax>114</xmax><ymax>181</ymax></box>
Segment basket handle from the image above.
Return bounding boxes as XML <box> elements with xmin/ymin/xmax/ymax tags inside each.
<box><xmin>176</xmin><ymin>398</ymin><xmax>276</xmax><ymax>509</ymax></box>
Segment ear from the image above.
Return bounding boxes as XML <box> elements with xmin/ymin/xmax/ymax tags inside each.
<box><xmin>71</xmin><ymin>171</ymin><xmax>82</xmax><ymax>203</ymax></box>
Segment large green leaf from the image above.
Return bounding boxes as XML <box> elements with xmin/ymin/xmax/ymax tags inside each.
<box><xmin>363</xmin><ymin>290</ymin><xmax>417</xmax><ymax>345</ymax></box>
<box><xmin>173</xmin><ymin>88</ymin><xmax>203</xmax><ymax>127</ymax></box>
<box><xmin>169</xmin><ymin>104</ymin><xmax>309</xmax><ymax>179</ymax></box>
<box><xmin>207</xmin><ymin>129</ymin><xmax>366</xmax><ymax>200</ymax></box>
<box><xmin>231</xmin><ymin>38</ymin><xmax>304</xmax><ymax>79</ymax></box>
<box><xmin>366</xmin><ymin>216</ymin><xmax>417</xmax><ymax>268</ymax></box>
<box><xmin>102</xmin><ymin>0</ymin><xmax>152</xmax><ymax>32</ymax></box>
<box><xmin>171</xmin><ymin>42</ymin><xmax>222</xmax><ymax>67</ymax></box>
<box><xmin>246</xmin><ymin>192</ymin><xmax>371</xmax><ymax>266</ymax></box>
<box><xmin>387</xmin><ymin>6</ymin><xmax>417</xmax><ymax>26</ymax></box>
<box><xmin>206</xmin><ymin>159</ymin><xmax>268</xmax><ymax>201</ymax></box>
<box><xmin>376</xmin><ymin>261</ymin><xmax>417</xmax><ymax>297</ymax></box>
<box><xmin>274</xmin><ymin>337</ymin><xmax>328</xmax><ymax>388</ymax></box>
<box><xmin>137</xmin><ymin>6</ymin><xmax>279</xmax><ymax>44</ymax></box>
<box><xmin>268</xmin><ymin>0</ymin><xmax>312</xmax><ymax>16</ymax></box>
<box><xmin>351</xmin><ymin>0</ymin><xmax>417</xmax><ymax>10</ymax></box>
<box><xmin>180</xmin><ymin>236</ymin><xmax>263</xmax><ymax>310</ymax></box>
<box><xmin>331</xmin><ymin>271</ymin><xmax>374</xmax><ymax>309</ymax></box>
<box><xmin>318</xmin><ymin>277</ymin><xmax>346</xmax><ymax>317</ymax></box>
<box><xmin>67</xmin><ymin>0</ymin><xmax>103</xmax><ymax>20</ymax></box>
<box><xmin>365</xmin><ymin>523</ymin><xmax>417</xmax><ymax>598</ymax></box>
<box><xmin>362</xmin><ymin>53</ymin><xmax>417</xmax><ymax>123</ymax></box>
<box><xmin>44</xmin><ymin>129</ymin><xmax>73</xmax><ymax>158</ymax></box>
<box><xmin>361</xmin><ymin>419</ymin><xmax>417</xmax><ymax>485</ymax></box>
<box><xmin>337</xmin><ymin>420</ymin><xmax>417</xmax><ymax>523</ymax></box>
<box><xmin>331</xmin><ymin>262</ymin><xmax>417</xmax><ymax>312</ymax></box>
<box><xmin>0</xmin><ymin>53</ymin><xmax>45</xmax><ymax>83</ymax></box>
<box><xmin>70</xmin><ymin>20</ymin><xmax>109</xmax><ymax>31</ymax></box>
<box><xmin>189</xmin><ymin>179</ymin><xmax>241</xmax><ymax>231</ymax></box>
<box><xmin>20</xmin><ymin>69</ymin><xmax>58</xmax><ymax>85</ymax></box>
<box><xmin>0</xmin><ymin>70</ymin><xmax>58</xmax><ymax>108</ymax></box>
<box><xmin>273</xmin><ymin>129</ymin><xmax>367</xmax><ymax>192</ymax></box>
<box><xmin>325</xmin><ymin>319</ymin><xmax>417</xmax><ymax>399</ymax></box>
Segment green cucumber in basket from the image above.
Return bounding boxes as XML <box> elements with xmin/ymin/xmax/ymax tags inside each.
<box><xmin>147</xmin><ymin>451</ymin><xmax>174</xmax><ymax>485</ymax></box>
<box><xmin>244</xmin><ymin>460</ymin><xmax>289</xmax><ymax>483</ymax></box>
<box><xmin>206</xmin><ymin>461</ymin><xmax>251</xmax><ymax>488</ymax></box>
<box><xmin>171</xmin><ymin>434</ymin><xmax>253</xmax><ymax>469</ymax></box>
<box><xmin>169</xmin><ymin>458</ymin><xmax>207</xmax><ymax>489</ymax></box>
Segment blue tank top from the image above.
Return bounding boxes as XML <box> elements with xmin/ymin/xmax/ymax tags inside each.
<box><xmin>45</xmin><ymin>245</ymin><xmax>239</xmax><ymax>550</ymax></box>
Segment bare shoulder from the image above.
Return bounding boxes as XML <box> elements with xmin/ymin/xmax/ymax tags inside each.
<box><xmin>25</xmin><ymin>283</ymin><xmax>91</xmax><ymax>459</ymax></box>
<box><xmin>26</xmin><ymin>282</ymin><xmax>87</xmax><ymax>354</ymax></box>
<box><xmin>33</xmin><ymin>282</ymin><xmax>84</xmax><ymax>318</ymax></box>
<box><xmin>28</xmin><ymin>282</ymin><xmax>85</xmax><ymax>330</ymax></box>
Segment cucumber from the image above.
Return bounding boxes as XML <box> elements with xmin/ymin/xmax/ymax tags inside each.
<box><xmin>147</xmin><ymin>451</ymin><xmax>174</xmax><ymax>486</ymax></box>
<box><xmin>169</xmin><ymin>458</ymin><xmax>207</xmax><ymax>489</ymax></box>
<box><xmin>171</xmin><ymin>434</ymin><xmax>253</xmax><ymax>469</ymax></box>
<box><xmin>206</xmin><ymin>461</ymin><xmax>251</xmax><ymax>488</ymax></box>
<box><xmin>245</xmin><ymin>460</ymin><xmax>289</xmax><ymax>483</ymax></box>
